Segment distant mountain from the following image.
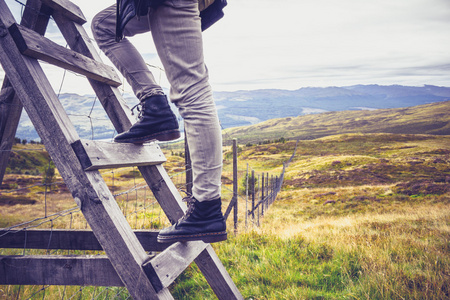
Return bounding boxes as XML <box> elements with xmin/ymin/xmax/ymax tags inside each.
<box><xmin>223</xmin><ymin>100</ymin><xmax>450</xmax><ymax>144</ymax></box>
<box><xmin>214</xmin><ymin>84</ymin><xmax>450</xmax><ymax>129</ymax></box>
<box><xmin>14</xmin><ymin>84</ymin><xmax>450</xmax><ymax>141</ymax></box>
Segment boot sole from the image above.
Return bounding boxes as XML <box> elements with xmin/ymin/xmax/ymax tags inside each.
<box><xmin>114</xmin><ymin>130</ymin><xmax>181</xmax><ymax>144</ymax></box>
<box><xmin>157</xmin><ymin>231</ymin><xmax>227</xmax><ymax>244</ymax></box>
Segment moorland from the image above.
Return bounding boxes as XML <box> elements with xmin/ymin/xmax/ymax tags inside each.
<box><xmin>1</xmin><ymin>101</ymin><xmax>449</xmax><ymax>299</ymax></box>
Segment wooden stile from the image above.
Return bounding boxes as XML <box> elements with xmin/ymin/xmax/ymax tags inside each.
<box><xmin>0</xmin><ymin>0</ymin><xmax>243</xmax><ymax>299</ymax></box>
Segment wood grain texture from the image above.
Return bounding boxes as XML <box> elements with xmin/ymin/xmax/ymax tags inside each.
<box><xmin>195</xmin><ymin>246</ymin><xmax>244</xmax><ymax>300</ymax></box>
<box><xmin>71</xmin><ymin>139</ymin><xmax>166</xmax><ymax>170</ymax></box>
<box><xmin>0</xmin><ymin>255</ymin><xmax>123</xmax><ymax>286</ymax></box>
<box><xmin>8</xmin><ymin>23</ymin><xmax>121</xmax><ymax>86</ymax></box>
<box><xmin>0</xmin><ymin>229</ymin><xmax>168</xmax><ymax>252</ymax></box>
<box><xmin>143</xmin><ymin>241</ymin><xmax>208</xmax><ymax>291</ymax></box>
<box><xmin>40</xmin><ymin>0</ymin><xmax>86</xmax><ymax>24</ymax></box>
<box><xmin>0</xmin><ymin>4</ymin><xmax>164</xmax><ymax>298</ymax></box>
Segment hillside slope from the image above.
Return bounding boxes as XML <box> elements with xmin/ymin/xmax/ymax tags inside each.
<box><xmin>223</xmin><ymin>100</ymin><xmax>450</xmax><ymax>144</ymax></box>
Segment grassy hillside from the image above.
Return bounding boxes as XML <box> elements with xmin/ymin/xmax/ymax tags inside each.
<box><xmin>1</xmin><ymin>134</ymin><xmax>449</xmax><ymax>299</ymax></box>
<box><xmin>1</xmin><ymin>106</ymin><xmax>449</xmax><ymax>298</ymax></box>
<box><xmin>175</xmin><ymin>133</ymin><xmax>450</xmax><ymax>299</ymax></box>
<box><xmin>223</xmin><ymin>100</ymin><xmax>450</xmax><ymax>144</ymax></box>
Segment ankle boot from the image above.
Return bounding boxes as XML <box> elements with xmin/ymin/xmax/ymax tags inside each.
<box><xmin>157</xmin><ymin>196</ymin><xmax>227</xmax><ymax>244</ymax></box>
<box><xmin>114</xmin><ymin>95</ymin><xmax>180</xmax><ymax>143</ymax></box>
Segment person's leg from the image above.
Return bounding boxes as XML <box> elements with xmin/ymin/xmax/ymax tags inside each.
<box><xmin>92</xmin><ymin>5</ymin><xmax>162</xmax><ymax>100</ymax></box>
<box><xmin>91</xmin><ymin>5</ymin><xmax>180</xmax><ymax>142</ymax></box>
<box><xmin>149</xmin><ymin>0</ymin><xmax>225</xmax><ymax>243</ymax></box>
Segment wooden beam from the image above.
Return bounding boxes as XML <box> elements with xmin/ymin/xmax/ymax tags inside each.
<box><xmin>143</xmin><ymin>241</ymin><xmax>208</xmax><ymax>292</ymax></box>
<box><xmin>0</xmin><ymin>4</ymin><xmax>165</xmax><ymax>298</ymax></box>
<box><xmin>40</xmin><ymin>0</ymin><xmax>86</xmax><ymax>25</ymax></box>
<box><xmin>0</xmin><ymin>255</ymin><xmax>123</xmax><ymax>286</ymax></box>
<box><xmin>195</xmin><ymin>246</ymin><xmax>244</xmax><ymax>300</ymax></box>
<box><xmin>0</xmin><ymin>229</ymin><xmax>168</xmax><ymax>252</ymax></box>
<box><xmin>0</xmin><ymin>82</ymin><xmax>21</xmax><ymax>184</ymax></box>
<box><xmin>8</xmin><ymin>23</ymin><xmax>122</xmax><ymax>87</ymax></box>
<box><xmin>0</xmin><ymin>0</ymin><xmax>52</xmax><ymax>184</ymax></box>
<box><xmin>71</xmin><ymin>139</ymin><xmax>166</xmax><ymax>171</ymax></box>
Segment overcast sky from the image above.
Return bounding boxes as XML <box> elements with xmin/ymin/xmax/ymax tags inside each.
<box><xmin>2</xmin><ymin>0</ymin><xmax>450</xmax><ymax>95</ymax></box>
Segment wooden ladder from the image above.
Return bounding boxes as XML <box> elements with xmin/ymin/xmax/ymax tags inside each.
<box><xmin>0</xmin><ymin>0</ymin><xmax>242</xmax><ymax>299</ymax></box>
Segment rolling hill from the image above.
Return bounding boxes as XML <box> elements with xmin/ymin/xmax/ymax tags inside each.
<box><xmin>223</xmin><ymin>100</ymin><xmax>450</xmax><ymax>144</ymax></box>
<box><xmin>13</xmin><ymin>84</ymin><xmax>450</xmax><ymax>141</ymax></box>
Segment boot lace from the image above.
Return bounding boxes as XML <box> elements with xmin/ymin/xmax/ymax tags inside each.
<box><xmin>130</xmin><ymin>102</ymin><xmax>144</xmax><ymax>119</ymax></box>
<box><xmin>180</xmin><ymin>195</ymin><xmax>196</xmax><ymax>221</ymax></box>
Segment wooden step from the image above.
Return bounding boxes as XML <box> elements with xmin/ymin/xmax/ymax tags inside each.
<box><xmin>71</xmin><ymin>139</ymin><xmax>167</xmax><ymax>171</ymax></box>
<box><xmin>8</xmin><ymin>23</ymin><xmax>122</xmax><ymax>87</ymax></box>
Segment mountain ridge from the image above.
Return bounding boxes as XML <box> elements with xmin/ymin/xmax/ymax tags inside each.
<box><xmin>14</xmin><ymin>84</ymin><xmax>450</xmax><ymax>141</ymax></box>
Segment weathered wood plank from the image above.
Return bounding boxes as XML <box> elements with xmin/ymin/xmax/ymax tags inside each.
<box><xmin>0</xmin><ymin>82</ymin><xmax>21</xmax><ymax>184</ymax></box>
<box><xmin>0</xmin><ymin>229</ymin><xmax>168</xmax><ymax>252</ymax></box>
<box><xmin>0</xmin><ymin>255</ymin><xmax>124</xmax><ymax>286</ymax></box>
<box><xmin>40</xmin><ymin>0</ymin><xmax>86</xmax><ymax>25</ymax></box>
<box><xmin>0</xmin><ymin>0</ymin><xmax>52</xmax><ymax>184</ymax></box>
<box><xmin>195</xmin><ymin>245</ymin><xmax>244</xmax><ymax>300</ymax></box>
<box><xmin>143</xmin><ymin>241</ymin><xmax>208</xmax><ymax>292</ymax></box>
<box><xmin>0</xmin><ymin>5</ymin><xmax>163</xmax><ymax>299</ymax></box>
<box><xmin>8</xmin><ymin>23</ymin><xmax>121</xmax><ymax>87</ymax></box>
<box><xmin>71</xmin><ymin>139</ymin><xmax>166</xmax><ymax>171</ymax></box>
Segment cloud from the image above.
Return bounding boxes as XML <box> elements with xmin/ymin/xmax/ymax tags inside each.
<box><xmin>1</xmin><ymin>0</ymin><xmax>450</xmax><ymax>94</ymax></box>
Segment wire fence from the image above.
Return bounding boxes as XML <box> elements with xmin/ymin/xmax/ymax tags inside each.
<box><xmin>0</xmin><ymin>0</ymin><xmax>297</xmax><ymax>298</ymax></box>
<box><xmin>0</xmin><ymin>137</ymin><xmax>297</xmax><ymax>299</ymax></box>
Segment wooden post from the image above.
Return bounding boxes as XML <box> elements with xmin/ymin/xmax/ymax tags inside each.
<box><xmin>0</xmin><ymin>0</ymin><xmax>51</xmax><ymax>184</ymax></box>
<box><xmin>245</xmin><ymin>163</ymin><xmax>248</xmax><ymax>229</ymax></box>
<box><xmin>185</xmin><ymin>133</ymin><xmax>193</xmax><ymax>195</ymax></box>
<box><xmin>232</xmin><ymin>138</ymin><xmax>238</xmax><ymax>233</ymax></box>
<box><xmin>266</xmin><ymin>172</ymin><xmax>269</xmax><ymax>210</ymax></box>
<box><xmin>261</xmin><ymin>172</ymin><xmax>265</xmax><ymax>216</ymax></box>
<box><xmin>251</xmin><ymin>170</ymin><xmax>255</xmax><ymax>221</ymax></box>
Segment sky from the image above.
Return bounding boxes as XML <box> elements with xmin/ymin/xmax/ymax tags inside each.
<box><xmin>1</xmin><ymin>0</ymin><xmax>450</xmax><ymax>95</ymax></box>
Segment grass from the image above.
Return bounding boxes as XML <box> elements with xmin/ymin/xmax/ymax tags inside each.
<box><xmin>1</xmin><ymin>132</ymin><xmax>449</xmax><ymax>299</ymax></box>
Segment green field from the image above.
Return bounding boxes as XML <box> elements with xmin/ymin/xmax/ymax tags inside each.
<box><xmin>1</xmin><ymin>103</ymin><xmax>449</xmax><ymax>299</ymax></box>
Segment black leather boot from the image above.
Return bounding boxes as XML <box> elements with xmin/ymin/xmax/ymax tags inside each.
<box><xmin>114</xmin><ymin>95</ymin><xmax>180</xmax><ymax>143</ymax></box>
<box><xmin>157</xmin><ymin>196</ymin><xmax>227</xmax><ymax>244</ymax></box>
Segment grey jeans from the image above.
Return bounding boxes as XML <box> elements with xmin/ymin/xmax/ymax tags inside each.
<box><xmin>91</xmin><ymin>0</ymin><xmax>222</xmax><ymax>202</ymax></box>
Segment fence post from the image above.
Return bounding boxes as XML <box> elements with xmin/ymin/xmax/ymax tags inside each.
<box><xmin>274</xmin><ymin>175</ymin><xmax>278</xmax><ymax>204</ymax></box>
<box><xmin>233</xmin><ymin>138</ymin><xmax>238</xmax><ymax>233</ymax></box>
<box><xmin>271</xmin><ymin>175</ymin><xmax>274</xmax><ymax>206</ymax></box>
<box><xmin>245</xmin><ymin>163</ymin><xmax>248</xmax><ymax>229</ymax></box>
<box><xmin>251</xmin><ymin>170</ymin><xmax>255</xmax><ymax>221</ymax></box>
<box><xmin>185</xmin><ymin>135</ymin><xmax>193</xmax><ymax>195</ymax></box>
<box><xmin>266</xmin><ymin>172</ymin><xmax>269</xmax><ymax>211</ymax></box>
<box><xmin>261</xmin><ymin>172</ymin><xmax>265</xmax><ymax>216</ymax></box>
